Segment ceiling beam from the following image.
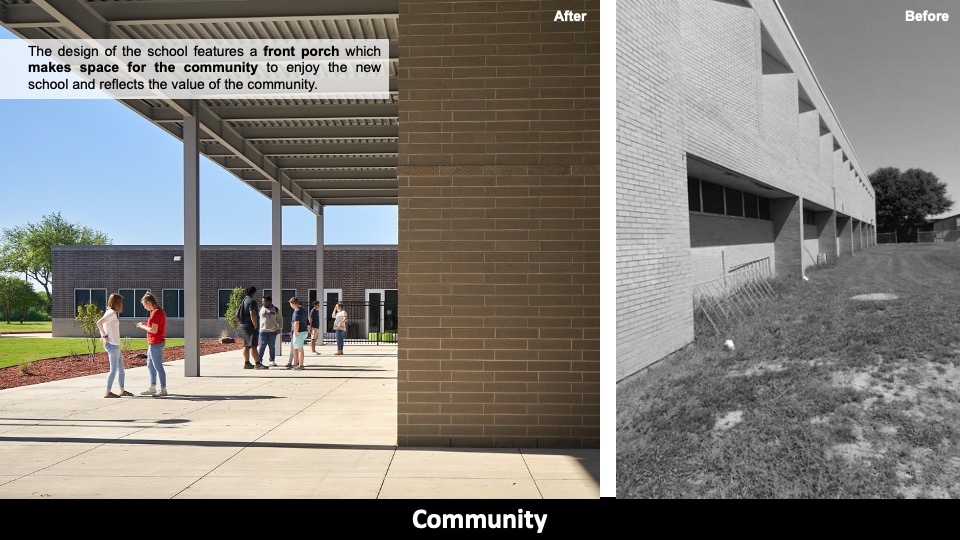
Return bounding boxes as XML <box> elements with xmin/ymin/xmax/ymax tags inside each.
<box><xmin>202</xmin><ymin>141</ymin><xmax>398</xmax><ymax>156</ymax></box>
<box><xmin>203</xmin><ymin>124</ymin><xmax>398</xmax><ymax>141</ymax></box>
<box><xmin>3</xmin><ymin>1</ymin><xmax>398</xmax><ymax>27</ymax></box>
<box><xmin>214</xmin><ymin>156</ymin><xmax>398</xmax><ymax>169</ymax></box>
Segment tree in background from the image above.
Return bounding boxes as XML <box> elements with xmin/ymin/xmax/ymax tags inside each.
<box><xmin>75</xmin><ymin>302</ymin><xmax>104</xmax><ymax>362</ymax></box>
<box><xmin>0</xmin><ymin>212</ymin><xmax>111</xmax><ymax>310</ymax></box>
<box><xmin>0</xmin><ymin>275</ymin><xmax>41</xmax><ymax>324</ymax></box>
<box><xmin>870</xmin><ymin>167</ymin><xmax>954</xmax><ymax>240</ymax></box>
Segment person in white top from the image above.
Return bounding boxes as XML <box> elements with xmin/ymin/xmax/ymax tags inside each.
<box><xmin>332</xmin><ymin>302</ymin><xmax>347</xmax><ymax>355</ymax></box>
<box><xmin>96</xmin><ymin>293</ymin><xmax>131</xmax><ymax>398</ymax></box>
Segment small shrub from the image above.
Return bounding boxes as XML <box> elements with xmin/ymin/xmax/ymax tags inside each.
<box><xmin>119</xmin><ymin>336</ymin><xmax>133</xmax><ymax>353</ymax></box>
<box><xmin>75</xmin><ymin>303</ymin><xmax>104</xmax><ymax>362</ymax></box>
<box><xmin>224</xmin><ymin>287</ymin><xmax>245</xmax><ymax>338</ymax></box>
<box><xmin>218</xmin><ymin>328</ymin><xmax>230</xmax><ymax>340</ymax></box>
<box><xmin>18</xmin><ymin>359</ymin><xmax>32</xmax><ymax>375</ymax></box>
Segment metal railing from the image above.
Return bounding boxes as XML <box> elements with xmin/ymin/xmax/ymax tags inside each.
<box><xmin>316</xmin><ymin>301</ymin><xmax>398</xmax><ymax>345</ymax></box>
<box><xmin>692</xmin><ymin>257</ymin><xmax>776</xmax><ymax>336</ymax></box>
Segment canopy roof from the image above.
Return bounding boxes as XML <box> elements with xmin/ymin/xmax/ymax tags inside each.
<box><xmin>1</xmin><ymin>0</ymin><xmax>400</xmax><ymax>212</ymax></box>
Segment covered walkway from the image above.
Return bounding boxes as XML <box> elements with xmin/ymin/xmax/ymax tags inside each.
<box><xmin>0</xmin><ymin>345</ymin><xmax>598</xmax><ymax>498</ymax></box>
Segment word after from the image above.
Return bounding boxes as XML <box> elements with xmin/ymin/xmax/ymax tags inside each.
<box><xmin>554</xmin><ymin>10</ymin><xmax>587</xmax><ymax>21</ymax></box>
<box><xmin>905</xmin><ymin>10</ymin><xmax>949</xmax><ymax>21</ymax></box>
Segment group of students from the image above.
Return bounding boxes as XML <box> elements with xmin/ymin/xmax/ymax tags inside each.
<box><xmin>238</xmin><ymin>286</ymin><xmax>348</xmax><ymax>371</ymax></box>
<box><xmin>96</xmin><ymin>291</ymin><xmax>167</xmax><ymax>399</ymax></box>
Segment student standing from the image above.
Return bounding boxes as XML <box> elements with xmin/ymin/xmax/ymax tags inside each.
<box><xmin>288</xmin><ymin>297</ymin><xmax>309</xmax><ymax>370</ymax></box>
<box><xmin>136</xmin><ymin>291</ymin><xmax>168</xmax><ymax>397</ymax></box>
<box><xmin>333</xmin><ymin>302</ymin><xmax>347</xmax><ymax>355</ymax></box>
<box><xmin>258</xmin><ymin>295</ymin><xmax>282</xmax><ymax>366</ymax></box>
<box><xmin>240</xmin><ymin>285</ymin><xmax>268</xmax><ymax>370</ymax></box>
<box><xmin>308</xmin><ymin>300</ymin><xmax>322</xmax><ymax>355</ymax></box>
<box><xmin>97</xmin><ymin>293</ymin><xmax>131</xmax><ymax>398</ymax></box>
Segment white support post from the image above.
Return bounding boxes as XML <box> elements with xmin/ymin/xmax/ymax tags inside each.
<box><xmin>316</xmin><ymin>207</ymin><xmax>324</xmax><ymax>334</ymax></box>
<box><xmin>271</xmin><ymin>182</ymin><xmax>282</xmax><ymax>303</ymax></box>
<box><xmin>183</xmin><ymin>100</ymin><xmax>200</xmax><ymax>377</ymax></box>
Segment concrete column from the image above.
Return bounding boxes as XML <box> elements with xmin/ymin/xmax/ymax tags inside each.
<box><xmin>853</xmin><ymin>220</ymin><xmax>862</xmax><ymax>252</ymax></box>
<box><xmin>183</xmin><ymin>101</ymin><xmax>200</xmax><ymax>377</ymax></box>
<box><xmin>271</xmin><ymin>182</ymin><xmax>282</xmax><ymax>313</ymax></box>
<box><xmin>771</xmin><ymin>196</ymin><xmax>802</xmax><ymax>278</ymax></box>
<box><xmin>316</xmin><ymin>207</ymin><xmax>324</xmax><ymax>315</ymax></box>
<box><xmin>816</xmin><ymin>210</ymin><xmax>837</xmax><ymax>263</ymax></box>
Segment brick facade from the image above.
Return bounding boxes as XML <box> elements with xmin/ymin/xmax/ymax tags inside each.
<box><xmin>618</xmin><ymin>0</ymin><xmax>877</xmax><ymax>380</ymax></box>
<box><xmin>52</xmin><ymin>245</ymin><xmax>396</xmax><ymax>337</ymax></box>
<box><xmin>397</xmin><ymin>0</ymin><xmax>600</xmax><ymax>448</ymax></box>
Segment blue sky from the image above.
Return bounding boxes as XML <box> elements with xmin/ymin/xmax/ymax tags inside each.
<box><xmin>780</xmin><ymin>0</ymin><xmax>960</xmax><ymax>218</ymax></box>
<box><xmin>0</xmin><ymin>27</ymin><xmax>397</xmax><ymax>247</ymax></box>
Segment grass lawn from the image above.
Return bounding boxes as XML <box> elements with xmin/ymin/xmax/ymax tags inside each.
<box><xmin>618</xmin><ymin>243</ymin><xmax>960</xmax><ymax>498</ymax></box>
<box><xmin>0</xmin><ymin>321</ymin><xmax>52</xmax><ymax>333</ymax></box>
<box><xmin>0</xmin><ymin>337</ymin><xmax>186</xmax><ymax>368</ymax></box>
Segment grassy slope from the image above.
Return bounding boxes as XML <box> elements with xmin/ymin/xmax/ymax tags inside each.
<box><xmin>0</xmin><ymin>338</ymin><xmax>186</xmax><ymax>368</ymax></box>
<box><xmin>618</xmin><ymin>244</ymin><xmax>960</xmax><ymax>498</ymax></box>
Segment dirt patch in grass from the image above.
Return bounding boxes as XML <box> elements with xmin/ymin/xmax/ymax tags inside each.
<box><xmin>0</xmin><ymin>339</ymin><xmax>243</xmax><ymax>390</ymax></box>
<box><xmin>618</xmin><ymin>244</ymin><xmax>960</xmax><ymax>499</ymax></box>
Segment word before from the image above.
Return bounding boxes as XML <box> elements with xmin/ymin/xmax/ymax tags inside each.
<box><xmin>412</xmin><ymin>509</ymin><xmax>547</xmax><ymax>534</ymax></box>
<box><xmin>905</xmin><ymin>10</ymin><xmax>949</xmax><ymax>21</ymax></box>
<box><xmin>554</xmin><ymin>10</ymin><xmax>587</xmax><ymax>21</ymax></box>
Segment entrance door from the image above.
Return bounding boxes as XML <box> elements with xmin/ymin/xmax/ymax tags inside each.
<box><xmin>366</xmin><ymin>289</ymin><xmax>398</xmax><ymax>340</ymax></box>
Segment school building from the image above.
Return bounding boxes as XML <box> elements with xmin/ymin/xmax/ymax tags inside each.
<box><xmin>617</xmin><ymin>0</ymin><xmax>877</xmax><ymax>380</ymax></box>
<box><xmin>51</xmin><ymin>244</ymin><xmax>398</xmax><ymax>340</ymax></box>
<box><xmin>3</xmin><ymin>0</ymin><xmax>599</xmax><ymax>448</ymax></box>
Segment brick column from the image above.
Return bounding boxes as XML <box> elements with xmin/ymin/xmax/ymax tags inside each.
<box><xmin>853</xmin><ymin>220</ymin><xmax>862</xmax><ymax>251</ymax></box>
<box><xmin>397</xmin><ymin>1</ymin><xmax>600</xmax><ymax>448</ymax></box>
<box><xmin>815</xmin><ymin>210</ymin><xmax>836</xmax><ymax>263</ymax></box>
<box><xmin>770</xmin><ymin>197</ymin><xmax>802</xmax><ymax>278</ymax></box>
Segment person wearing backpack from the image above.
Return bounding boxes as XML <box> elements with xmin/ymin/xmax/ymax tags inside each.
<box><xmin>239</xmin><ymin>286</ymin><xmax>268</xmax><ymax>370</ymax></box>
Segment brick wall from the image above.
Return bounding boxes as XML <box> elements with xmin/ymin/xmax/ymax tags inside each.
<box><xmin>617</xmin><ymin>1</ymin><xmax>692</xmax><ymax>380</ymax></box>
<box><xmin>52</xmin><ymin>245</ymin><xmax>397</xmax><ymax>321</ymax></box>
<box><xmin>397</xmin><ymin>0</ymin><xmax>600</xmax><ymax>448</ymax></box>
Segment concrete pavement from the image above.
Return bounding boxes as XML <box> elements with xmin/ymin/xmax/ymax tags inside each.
<box><xmin>0</xmin><ymin>344</ymin><xmax>599</xmax><ymax>499</ymax></box>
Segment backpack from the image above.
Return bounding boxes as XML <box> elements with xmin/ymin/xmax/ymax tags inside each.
<box><xmin>235</xmin><ymin>297</ymin><xmax>246</xmax><ymax>324</ymax></box>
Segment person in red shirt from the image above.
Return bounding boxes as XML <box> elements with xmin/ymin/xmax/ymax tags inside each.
<box><xmin>136</xmin><ymin>291</ymin><xmax>168</xmax><ymax>397</ymax></box>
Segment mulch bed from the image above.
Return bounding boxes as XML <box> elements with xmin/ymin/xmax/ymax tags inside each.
<box><xmin>0</xmin><ymin>339</ymin><xmax>244</xmax><ymax>390</ymax></box>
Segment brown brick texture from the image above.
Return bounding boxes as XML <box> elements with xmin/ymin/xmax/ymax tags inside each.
<box><xmin>397</xmin><ymin>0</ymin><xmax>600</xmax><ymax>448</ymax></box>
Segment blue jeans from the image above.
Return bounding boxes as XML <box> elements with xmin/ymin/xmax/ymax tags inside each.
<box><xmin>147</xmin><ymin>342</ymin><xmax>167</xmax><ymax>388</ymax></box>
<box><xmin>258</xmin><ymin>331</ymin><xmax>277</xmax><ymax>362</ymax></box>
<box><xmin>336</xmin><ymin>329</ymin><xmax>345</xmax><ymax>351</ymax></box>
<box><xmin>105</xmin><ymin>343</ymin><xmax>124</xmax><ymax>390</ymax></box>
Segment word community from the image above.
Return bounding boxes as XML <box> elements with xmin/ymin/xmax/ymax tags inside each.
<box><xmin>413</xmin><ymin>509</ymin><xmax>548</xmax><ymax>534</ymax></box>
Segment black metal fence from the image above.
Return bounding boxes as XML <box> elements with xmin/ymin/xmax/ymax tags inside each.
<box><xmin>275</xmin><ymin>301</ymin><xmax>397</xmax><ymax>345</ymax></box>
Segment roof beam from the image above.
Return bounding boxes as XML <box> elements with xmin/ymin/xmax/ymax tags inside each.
<box><xmin>239</xmin><ymin>169</ymin><xmax>397</xmax><ymax>181</ymax></box>
<box><xmin>3</xmin><ymin>1</ymin><xmax>398</xmax><ymax>27</ymax></box>
<box><xmin>214</xmin><ymin>156</ymin><xmax>398</xmax><ymax>169</ymax></box>
<box><xmin>203</xmin><ymin>124</ymin><xmax>399</xmax><ymax>141</ymax></box>
<box><xmin>202</xmin><ymin>141</ymin><xmax>398</xmax><ymax>156</ymax></box>
<box><xmin>150</xmin><ymin>103</ymin><xmax>398</xmax><ymax>123</ymax></box>
<box><xmin>30</xmin><ymin>0</ymin><xmax>111</xmax><ymax>39</ymax></box>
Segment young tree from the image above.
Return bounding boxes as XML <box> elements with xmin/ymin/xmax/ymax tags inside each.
<box><xmin>224</xmin><ymin>287</ymin><xmax>246</xmax><ymax>338</ymax></box>
<box><xmin>0</xmin><ymin>212</ymin><xmax>111</xmax><ymax>310</ymax></box>
<box><xmin>0</xmin><ymin>275</ymin><xmax>39</xmax><ymax>324</ymax></box>
<box><xmin>75</xmin><ymin>303</ymin><xmax>104</xmax><ymax>362</ymax></box>
<box><xmin>870</xmin><ymin>167</ymin><xmax>954</xmax><ymax>237</ymax></box>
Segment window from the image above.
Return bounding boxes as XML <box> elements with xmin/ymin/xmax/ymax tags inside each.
<box><xmin>759</xmin><ymin>198</ymin><xmax>770</xmax><ymax>220</ymax></box>
<box><xmin>689</xmin><ymin>177</ymin><xmax>771</xmax><ymax>221</ymax></box>
<box><xmin>218</xmin><ymin>289</ymin><xmax>237</xmax><ymax>319</ymax></box>
<box><xmin>118</xmin><ymin>288</ymin><xmax>151</xmax><ymax>318</ymax></box>
<box><xmin>74</xmin><ymin>288</ymin><xmax>107</xmax><ymax>315</ymax></box>
<box><xmin>743</xmin><ymin>193</ymin><xmax>759</xmax><ymax>219</ymax></box>
<box><xmin>700</xmin><ymin>181</ymin><xmax>725</xmax><ymax>215</ymax></box>
<box><xmin>803</xmin><ymin>209</ymin><xmax>817</xmax><ymax>225</ymax></box>
<box><xmin>725</xmin><ymin>187</ymin><xmax>743</xmax><ymax>217</ymax></box>
<box><xmin>162</xmin><ymin>289</ymin><xmax>186</xmax><ymax>318</ymax></box>
<box><xmin>687</xmin><ymin>178</ymin><xmax>701</xmax><ymax>212</ymax></box>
